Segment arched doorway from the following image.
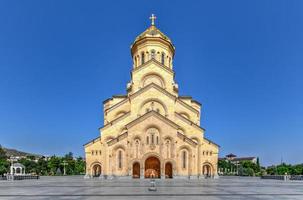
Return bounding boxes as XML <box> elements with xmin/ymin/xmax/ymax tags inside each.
<box><xmin>132</xmin><ymin>162</ymin><xmax>140</xmax><ymax>178</ymax></box>
<box><xmin>202</xmin><ymin>164</ymin><xmax>212</xmax><ymax>178</ymax></box>
<box><xmin>92</xmin><ymin>164</ymin><xmax>102</xmax><ymax>177</ymax></box>
<box><xmin>144</xmin><ymin>156</ymin><xmax>160</xmax><ymax>178</ymax></box>
<box><xmin>165</xmin><ymin>162</ymin><xmax>172</xmax><ymax>178</ymax></box>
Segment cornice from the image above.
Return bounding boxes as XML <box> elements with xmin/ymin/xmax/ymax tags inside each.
<box><xmin>204</xmin><ymin>137</ymin><xmax>220</xmax><ymax>148</ymax></box>
<box><xmin>83</xmin><ymin>136</ymin><xmax>101</xmax><ymax>147</ymax></box>
<box><xmin>100</xmin><ymin>111</ymin><xmax>131</xmax><ymax>131</ymax></box>
<box><xmin>107</xmin><ymin>132</ymin><xmax>128</xmax><ymax>146</ymax></box>
<box><xmin>175</xmin><ymin>112</ymin><xmax>204</xmax><ymax>131</ymax></box>
<box><xmin>177</xmin><ymin>132</ymin><xmax>198</xmax><ymax>147</ymax></box>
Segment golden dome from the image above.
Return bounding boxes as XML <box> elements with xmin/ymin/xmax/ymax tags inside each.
<box><xmin>132</xmin><ymin>25</ymin><xmax>173</xmax><ymax>46</ymax></box>
<box><xmin>131</xmin><ymin>15</ymin><xmax>175</xmax><ymax>57</ymax></box>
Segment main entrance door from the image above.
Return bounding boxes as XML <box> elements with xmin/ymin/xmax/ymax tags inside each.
<box><xmin>132</xmin><ymin>162</ymin><xmax>140</xmax><ymax>178</ymax></box>
<box><xmin>144</xmin><ymin>157</ymin><xmax>160</xmax><ymax>178</ymax></box>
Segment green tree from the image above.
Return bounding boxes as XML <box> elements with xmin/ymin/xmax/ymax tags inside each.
<box><xmin>36</xmin><ymin>157</ymin><xmax>49</xmax><ymax>175</ymax></box>
<box><xmin>19</xmin><ymin>158</ymin><xmax>38</xmax><ymax>174</ymax></box>
<box><xmin>48</xmin><ymin>155</ymin><xmax>61</xmax><ymax>175</ymax></box>
<box><xmin>74</xmin><ymin>157</ymin><xmax>85</xmax><ymax>175</ymax></box>
<box><xmin>63</xmin><ymin>152</ymin><xmax>75</xmax><ymax>175</ymax></box>
<box><xmin>0</xmin><ymin>145</ymin><xmax>9</xmax><ymax>175</ymax></box>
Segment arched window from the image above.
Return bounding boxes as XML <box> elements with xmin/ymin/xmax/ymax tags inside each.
<box><xmin>141</xmin><ymin>52</ymin><xmax>145</xmax><ymax>64</ymax></box>
<box><xmin>169</xmin><ymin>57</ymin><xmax>171</xmax><ymax>68</ymax></box>
<box><xmin>135</xmin><ymin>139</ymin><xmax>140</xmax><ymax>158</ymax></box>
<box><xmin>156</xmin><ymin>136</ymin><xmax>159</xmax><ymax>145</ymax></box>
<box><xmin>182</xmin><ymin>151</ymin><xmax>187</xmax><ymax>169</ymax></box>
<box><xmin>161</xmin><ymin>53</ymin><xmax>165</xmax><ymax>65</ymax></box>
<box><xmin>151</xmin><ymin>134</ymin><xmax>154</xmax><ymax>144</ymax></box>
<box><xmin>151</xmin><ymin>49</ymin><xmax>156</xmax><ymax>59</ymax></box>
<box><xmin>118</xmin><ymin>150</ymin><xmax>122</xmax><ymax>169</ymax></box>
<box><xmin>166</xmin><ymin>139</ymin><xmax>171</xmax><ymax>158</ymax></box>
<box><xmin>146</xmin><ymin>136</ymin><xmax>149</xmax><ymax>144</ymax></box>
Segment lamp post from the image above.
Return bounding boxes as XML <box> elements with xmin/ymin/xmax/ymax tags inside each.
<box><xmin>62</xmin><ymin>161</ymin><xmax>68</xmax><ymax>176</ymax></box>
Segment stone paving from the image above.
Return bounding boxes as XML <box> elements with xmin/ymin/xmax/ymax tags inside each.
<box><xmin>0</xmin><ymin>176</ymin><xmax>303</xmax><ymax>200</ymax></box>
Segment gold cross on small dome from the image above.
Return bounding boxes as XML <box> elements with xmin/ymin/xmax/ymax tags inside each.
<box><xmin>149</xmin><ymin>14</ymin><xmax>157</xmax><ymax>26</ymax></box>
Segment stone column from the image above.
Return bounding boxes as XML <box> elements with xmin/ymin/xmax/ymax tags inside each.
<box><xmin>140</xmin><ymin>167</ymin><xmax>144</xmax><ymax>179</ymax></box>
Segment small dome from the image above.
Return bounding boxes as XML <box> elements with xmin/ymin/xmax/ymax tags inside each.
<box><xmin>131</xmin><ymin>15</ymin><xmax>175</xmax><ymax>57</ymax></box>
<box><xmin>132</xmin><ymin>25</ymin><xmax>173</xmax><ymax>46</ymax></box>
<box><xmin>131</xmin><ymin>25</ymin><xmax>175</xmax><ymax>57</ymax></box>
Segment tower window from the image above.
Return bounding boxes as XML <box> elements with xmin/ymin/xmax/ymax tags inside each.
<box><xmin>161</xmin><ymin>53</ymin><xmax>165</xmax><ymax>65</ymax></box>
<box><xmin>146</xmin><ymin>136</ymin><xmax>149</xmax><ymax>144</ymax></box>
<box><xmin>141</xmin><ymin>52</ymin><xmax>145</xmax><ymax>64</ymax></box>
<box><xmin>151</xmin><ymin>49</ymin><xmax>156</xmax><ymax>59</ymax></box>
<box><xmin>118</xmin><ymin>150</ymin><xmax>122</xmax><ymax>169</ymax></box>
<box><xmin>182</xmin><ymin>151</ymin><xmax>187</xmax><ymax>169</ymax></box>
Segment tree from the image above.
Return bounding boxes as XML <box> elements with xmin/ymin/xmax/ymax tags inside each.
<box><xmin>36</xmin><ymin>157</ymin><xmax>49</xmax><ymax>175</ymax></box>
<box><xmin>19</xmin><ymin>158</ymin><xmax>38</xmax><ymax>174</ymax></box>
<box><xmin>0</xmin><ymin>145</ymin><xmax>9</xmax><ymax>175</ymax></box>
<box><xmin>74</xmin><ymin>157</ymin><xmax>85</xmax><ymax>175</ymax></box>
<box><xmin>48</xmin><ymin>155</ymin><xmax>61</xmax><ymax>175</ymax></box>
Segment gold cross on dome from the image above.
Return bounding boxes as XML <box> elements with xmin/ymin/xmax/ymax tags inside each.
<box><xmin>149</xmin><ymin>14</ymin><xmax>157</xmax><ymax>26</ymax></box>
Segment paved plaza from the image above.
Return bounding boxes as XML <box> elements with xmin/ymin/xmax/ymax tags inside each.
<box><xmin>0</xmin><ymin>176</ymin><xmax>303</xmax><ymax>200</ymax></box>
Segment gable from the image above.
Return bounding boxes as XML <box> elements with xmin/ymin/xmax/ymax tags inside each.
<box><xmin>126</xmin><ymin>110</ymin><xmax>180</xmax><ymax>129</ymax></box>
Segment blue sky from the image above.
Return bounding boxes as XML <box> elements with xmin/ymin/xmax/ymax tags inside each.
<box><xmin>0</xmin><ymin>1</ymin><xmax>302</xmax><ymax>166</ymax></box>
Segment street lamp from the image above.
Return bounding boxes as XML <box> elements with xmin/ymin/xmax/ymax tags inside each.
<box><xmin>62</xmin><ymin>161</ymin><xmax>68</xmax><ymax>176</ymax></box>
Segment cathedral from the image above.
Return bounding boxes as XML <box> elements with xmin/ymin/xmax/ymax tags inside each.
<box><xmin>84</xmin><ymin>15</ymin><xmax>219</xmax><ymax>179</ymax></box>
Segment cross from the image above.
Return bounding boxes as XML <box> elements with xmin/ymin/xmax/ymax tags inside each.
<box><xmin>149</xmin><ymin>14</ymin><xmax>157</xmax><ymax>26</ymax></box>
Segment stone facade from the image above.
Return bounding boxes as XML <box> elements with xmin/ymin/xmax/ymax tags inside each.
<box><xmin>84</xmin><ymin>17</ymin><xmax>219</xmax><ymax>179</ymax></box>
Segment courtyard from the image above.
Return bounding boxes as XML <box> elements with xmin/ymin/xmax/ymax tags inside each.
<box><xmin>0</xmin><ymin>176</ymin><xmax>303</xmax><ymax>200</ymax></box>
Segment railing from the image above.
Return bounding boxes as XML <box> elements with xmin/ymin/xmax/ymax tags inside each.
<box><xmin>261</xmin><ymin>175</ymin><xmax>303</xmax><ymax>180</ymax></box>
<box><xmin>1</xmin><ymin>175</ymin><xmax>40</xmax><ymax>180</ymax></box>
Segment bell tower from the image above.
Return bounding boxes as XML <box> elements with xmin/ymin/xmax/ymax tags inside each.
<box><xmin>128</xmin><ymin>14</ymin><xmax>178</xmax><ymax>96</ymax></box>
